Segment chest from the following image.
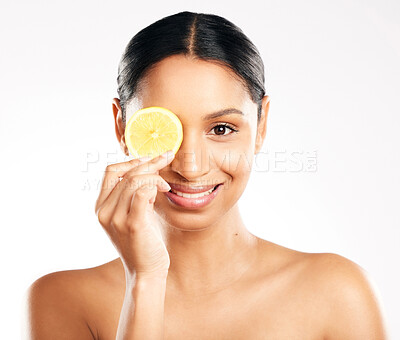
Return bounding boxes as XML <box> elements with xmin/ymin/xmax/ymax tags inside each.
<box><xmin>93</xmin><ymin>281</ymin><xmax>324</xmax><ymax>340</ymax></box>
<box><xmin>164</xmin><ymin>284</ymin><xmax>324</xmax><ymax>340</ymax></box>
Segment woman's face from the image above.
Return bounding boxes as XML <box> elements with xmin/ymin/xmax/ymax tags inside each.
<box><xmin>122</xmin><ymin>54</ymin><xmax>269</xmax><ymax>230</ymax></box>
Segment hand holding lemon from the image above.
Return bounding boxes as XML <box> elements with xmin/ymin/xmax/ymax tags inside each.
<box><xmin>95</xmin><ymin>107</ymin><xmax>183</xmax><ymax>281</ymax></box>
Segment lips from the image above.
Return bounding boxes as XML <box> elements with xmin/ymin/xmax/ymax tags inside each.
<box><xmin>164</xmin><ymin>183</ymin><xmax>223</xmax><ymax>209</ymax></box>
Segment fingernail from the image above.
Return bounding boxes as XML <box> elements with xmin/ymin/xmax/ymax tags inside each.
<box><xmin>161</xmin><ymin>182</ymin><xmax>171</xmax><ymax>190</ymax></box>
<box><xmin>161</xmin><ymin>150</ymin><xmax>174</xmax><ymax>158</ymax></box>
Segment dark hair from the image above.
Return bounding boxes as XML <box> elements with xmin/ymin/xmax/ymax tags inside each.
<box><xmin>117</xmin><ymin>11</ymin><xmax>266</xmax><ymax>125</ymax></box>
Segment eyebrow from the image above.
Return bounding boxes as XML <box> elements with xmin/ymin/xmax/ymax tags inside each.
<box><xmin>202</xmin><ymin>108</ymin><xmax>244</xmax><ymax>121</ymax></box>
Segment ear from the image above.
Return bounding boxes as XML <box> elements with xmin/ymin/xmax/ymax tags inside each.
<box><xmin>254</xmin><ymin>95</ymin><xmax>270</xmax><ymax>154</ymax></box>
<box><xmin>112</xmin><ymin>98</ymin><xmax>129</xmax><ymax>156</ymax></box>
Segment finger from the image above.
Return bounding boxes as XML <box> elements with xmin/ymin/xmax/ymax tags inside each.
<box><xmin>127</xmin><ymin>184</ymin><xmax>158</xmax><ymax>224</ymax></box>
<box><xmin>95</xmin><ymin>156</ymin><xmax>152</xmax><ymax>214</ymax></box>
<box><xmin>112</xmin><ymin>174</ymin><xmax>170</xmax><ymax>219</ymax></box>
<box><xmin>96</xmin><ymin>174</ymin><xmax>170</xmax><ymax>225</ymax></box>
<box><xmin>124</xmin><ymin>150</ymin><xmax>175</xmax><ymax>177</ymax></box>
<box><xmin>97</xmin><ymin>175</ymin><xmax>167</xmax><ymax>233</ymax></box>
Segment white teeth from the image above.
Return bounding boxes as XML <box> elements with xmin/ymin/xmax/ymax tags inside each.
<box><xmin>172</xmin><ymin>187</ymin><xmax>215</xmax><ymax>198</ymax></box>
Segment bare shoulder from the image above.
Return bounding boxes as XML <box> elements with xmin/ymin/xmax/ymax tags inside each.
<box><xmin>256</xmin><ymin>241</ymin><xmax>388</xmax><ymax>339</ymax></box>
<box><xmin>23</xmin><ymin>258</ymin><xmax>123</xmax><ymax>340</ymax></box>
<box><xmin>300</xmin><ymin>252</ymin><xmax>389</xmax><ymax>339</ymax></box>
<box><xmin>295</xmin><ymin>252</ymin><xmax>388</xmax><ymax>340</ymax></box>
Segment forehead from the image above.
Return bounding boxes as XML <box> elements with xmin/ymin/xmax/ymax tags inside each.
<box><xmin>126</xmin><ymin>55</ymin><xmax>253</xmax><ymax>120</ymax></box>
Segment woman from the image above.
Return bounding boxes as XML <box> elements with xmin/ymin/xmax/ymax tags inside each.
<box><xmin>26</xmin><ymin>11</ymin><xmax>387</xmax><ymax>339</ymax></box>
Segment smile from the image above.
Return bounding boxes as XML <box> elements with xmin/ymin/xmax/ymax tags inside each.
<box><xmin>170</xmin><ymin>186</ymin><xmax>215</xmax><ymax>198</ymax></box>
<box><xmin>164</xmin><ymin>183</ymin><xmax>223</xmax><ymax>209</ymax></box>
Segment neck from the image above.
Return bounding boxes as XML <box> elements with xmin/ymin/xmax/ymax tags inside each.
<box><xmin>158</xmin><ymin>204</ymin><xmax>260</xmax><ymax>296</ymax></box>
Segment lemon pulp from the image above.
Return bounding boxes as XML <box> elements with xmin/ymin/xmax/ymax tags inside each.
<box><xmin>124</xmin><ymin>106</ymin><xmax>183</xmax><ymax>159</ymax></box>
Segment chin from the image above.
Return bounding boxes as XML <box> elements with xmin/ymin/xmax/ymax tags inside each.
<box><xmin>154</xmin><ymin>202</ymin><xmax>221</xmax><ymax>231</ymax></box>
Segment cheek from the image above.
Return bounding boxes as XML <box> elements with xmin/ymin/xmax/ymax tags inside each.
<box><xmin>210</xmin><ymin>133</ymin><xmax>254</xmax><ymax>189</ymax></box>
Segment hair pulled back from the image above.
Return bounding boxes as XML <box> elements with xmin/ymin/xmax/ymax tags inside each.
<box><xmin>117</xmin><ymin>11</ymin><xmax>266</xmax><ymax>124</ymax></box>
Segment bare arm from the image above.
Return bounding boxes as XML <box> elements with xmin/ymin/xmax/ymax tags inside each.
<box><xmin>116</xmin><ymin>275</ymin><xmax>167</xmax><ymax>340</ymax></box>
<box><xmin>95</xmin><ymin>152</ymin><xmax>175</xmax><ymax>339</ymax></box>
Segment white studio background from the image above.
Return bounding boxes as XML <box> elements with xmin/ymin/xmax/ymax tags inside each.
<box><xmin>1</xmin><ymin>0</ymin><xmax>398</xmax><ymax>338</ymax></box>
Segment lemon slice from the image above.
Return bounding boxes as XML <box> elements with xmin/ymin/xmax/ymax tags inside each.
<box><xmin>124</xmin><ymin>106</ymin><xmax>183</xmax><ymax>159</ymax></box>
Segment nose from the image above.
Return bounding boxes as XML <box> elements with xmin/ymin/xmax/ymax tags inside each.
<box><xmin>170</xmin><ymin>131</ymin><xmax>210</xmax><ymax>181</ymax></box>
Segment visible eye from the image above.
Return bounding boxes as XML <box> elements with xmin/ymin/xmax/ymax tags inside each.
<box><xmin>209</xmin><ymin>123</ymin><xmax>238</xmax><ymax>137</ymax></box>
